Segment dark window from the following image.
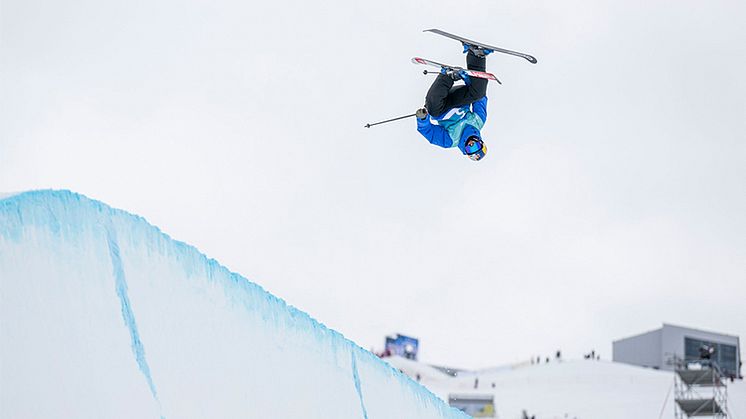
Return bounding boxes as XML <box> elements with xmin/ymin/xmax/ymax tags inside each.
<box><xmin>684</xmin><ymin>337</ymin><xmax>739</xmax><ymax>377</ymax></box>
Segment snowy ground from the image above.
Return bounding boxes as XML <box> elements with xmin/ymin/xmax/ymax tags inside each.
<box><xmin>386</xmin><ymin>356</ymin><xmax>746</xmax><ymax>419</ymax></box>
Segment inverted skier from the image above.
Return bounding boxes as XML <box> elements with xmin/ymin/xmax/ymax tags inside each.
<box><xmin>415</xmin><ymin>46</ymin><xmax>491</xmax><ymax>161</ymax></box>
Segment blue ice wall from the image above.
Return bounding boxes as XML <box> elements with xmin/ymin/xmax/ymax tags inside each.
<box><xmin>0</xmin><ymin>190</ymin><xmax>467</xmax><ymax>419</ymax></box>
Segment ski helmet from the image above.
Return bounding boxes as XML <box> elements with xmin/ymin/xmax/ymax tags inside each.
<box><xmin>465</xmin><ymin>136</ymin><xmax>487</xmax><ymax>161</ymax></box>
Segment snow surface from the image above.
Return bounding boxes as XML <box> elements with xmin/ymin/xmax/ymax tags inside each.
<box><xmin>0</xmin><ymin>190</ymin><xmax>467</xmax><ymax>419</ymax></box>
<box><xmin>386</xmin><ymin>356</ymin><xmax>746</xmax><ymax>419</ymax></box>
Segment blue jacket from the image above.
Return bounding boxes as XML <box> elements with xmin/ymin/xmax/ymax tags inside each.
<box><xmin>416</xmin><ymin>97</ymin><xmax>487</xmax><ymax>154</ymax></box>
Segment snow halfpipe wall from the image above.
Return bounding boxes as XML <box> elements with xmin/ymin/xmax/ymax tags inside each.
<box><xmin>0</xmin><ymin>190</ymin><xmax>466</xmax><ymax>419</ymax></box>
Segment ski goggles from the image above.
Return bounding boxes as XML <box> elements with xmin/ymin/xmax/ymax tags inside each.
<box><xmin>465</xmin><ymin>137</ymin><xmax>486</xmax><ymax>161</ymax></box>
<box><xmin>465</xmin><ymin>138</ymin><xmax>482</xmax><ymax>154</ymax></box>
<box><xmin>468</xmin><ymin>146</ymin><xmax>487</xmax><ymax>161</ymax></box>
<box><xmin>464</xmin><ymin>139</ymin><xmax>482</xmax><ymax>154</ymax></box>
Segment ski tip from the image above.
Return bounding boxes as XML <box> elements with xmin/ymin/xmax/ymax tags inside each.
<box><xmin>526</xmin><ymin>55</ymin><xmax>538</xmax><ymax>64</ymax></box>
<box><xmin>411</xmin><ymin>57</ymin><xmax>426</xmax><ymax>65</ymax></box>
<box><xmin>364</xmin><ymin>124</ymin><xmax>371</xmax><ymax>128</ymax></box>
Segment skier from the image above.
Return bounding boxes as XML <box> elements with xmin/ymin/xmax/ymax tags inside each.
<box><xmin>415</xmin><ymin>46</ymin><xmax>491</xmax><ymax>161</ymax></box>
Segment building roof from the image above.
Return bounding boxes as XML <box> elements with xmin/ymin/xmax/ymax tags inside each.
<box><xmin>613</xmin><ymin>323</ymin><xmax>740</xmax><ymax>344</ymax></box>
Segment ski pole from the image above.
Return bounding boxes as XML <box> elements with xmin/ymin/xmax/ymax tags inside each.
<box><xmin>364</xmin><ymin>113</ymin><xmax>417</xmax><ymax>128</ymax></box>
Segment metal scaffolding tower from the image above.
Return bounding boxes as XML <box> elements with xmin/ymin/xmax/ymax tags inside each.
<box><xmin>674</xmin><ymin>359</ymin><xmax>728</xmax><ymax>418</ymax></box>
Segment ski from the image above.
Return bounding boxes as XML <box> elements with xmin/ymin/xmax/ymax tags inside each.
<box><xmin>424</xmin><ymin>28</ymin><xmax>538</xmax><ymax>64</ymax></box>
<box><xmin>411</xmin><ymin>57</ymin><xmax>501</xmax><ymax>84</ymax></box>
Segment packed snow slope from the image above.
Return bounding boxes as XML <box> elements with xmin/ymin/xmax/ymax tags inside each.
<box><xmin>0</xmin><ymin>190</ymin><xmax>467</xmax><ymax>419</ymax></box>
<box><xmin>387</xmin><ymin>356</ymin><xmax>746</xmax><ymax>419</ymax></box>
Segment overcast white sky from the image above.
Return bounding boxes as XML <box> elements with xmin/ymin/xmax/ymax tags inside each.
<box><xmin>2</xmin><ymin>0</ymin><xmax>745</xmax><ymax>369</ymax></box>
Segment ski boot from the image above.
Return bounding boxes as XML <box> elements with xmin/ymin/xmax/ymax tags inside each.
<box><xmin>462</xmin><ymin>43</ymin><xmax>494</xmax><ymax>58</ymax></box>
<box><xmin>440</xmin><ymin>67</ymin><xmax>472</xmax><ymax>84</ymax></box>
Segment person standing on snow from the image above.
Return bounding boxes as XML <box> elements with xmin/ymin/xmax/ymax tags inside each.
<box><xmin>415</xmin><ymin>46</ymin><xmax>492</xmax><ymax>161</ymax></box>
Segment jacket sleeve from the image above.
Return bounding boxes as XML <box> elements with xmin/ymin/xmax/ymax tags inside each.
<box><xmin>471</xmin><ymin>96</ymin><xmax>488</xmax><ymax>124</ymax></box>
<box><xmin>416</xmin><ymin>115</ymin><xmax>453</xmax><ymax>148</ymax></box>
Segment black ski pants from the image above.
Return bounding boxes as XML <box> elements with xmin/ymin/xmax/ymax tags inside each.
<box><xmin>424</xmin><ymin>51</ymin><xmax>488</xmax><ymax>117</ymax></box>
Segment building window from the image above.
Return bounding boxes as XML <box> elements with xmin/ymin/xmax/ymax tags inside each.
<box><xmin>684</xmin><ymin>337</ymin><xmax>738</xmax><ymax>377</ymax></box>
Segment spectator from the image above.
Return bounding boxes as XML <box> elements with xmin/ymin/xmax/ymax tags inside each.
<box><xmin>698</xmin><ymin>344</ymin><xmax>715</xmax><ymax>360</ymax></box>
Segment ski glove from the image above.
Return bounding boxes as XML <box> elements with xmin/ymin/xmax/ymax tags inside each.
<box><xmin>439</xmin><ymin>67</ymin><xmax>472</xmax><ymax>85</ymax></box>
<box><xmin>457</xmin><ymin>69</ymin><xmax>472</xmax><ymax>86</ymax></box>
<box><xmin>416</xmin><ymin>108</ymin><xmax>428</xmax><ymax>120</ymax></box>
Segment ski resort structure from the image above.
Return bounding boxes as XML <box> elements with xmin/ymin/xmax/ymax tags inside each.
<box><xmin>674</xmin><ymin>359</ymin><xmax>728</xmax><ymax>418</ymax></box>
<box><xmin>613</xmin><ymin>324</ymin><xmax>741</xmax><ymax>379</ymax></box>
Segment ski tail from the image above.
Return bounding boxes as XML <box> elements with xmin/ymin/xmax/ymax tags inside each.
<box><xmin>465</xmin><ymin>70</ymin><xmax>501</xmax><ymax>84</ymax></box>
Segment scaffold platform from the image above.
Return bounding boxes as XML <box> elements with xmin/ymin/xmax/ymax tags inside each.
<box><xmin>675</xmin><ymin>399</ymin><xmax>725</xmax><ymax>416</ymax></box>
<box><xmin>677</xmin><ymin>368</ymin><xmax>723</xmax><ymax>387</ymax></box>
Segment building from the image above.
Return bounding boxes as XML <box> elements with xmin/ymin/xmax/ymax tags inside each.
<box><xmin>448</xmin><ymin>394</ymin><xmax>496</xmax><ymax>418</ymax></box>
<box><xmin>613</xmin><ymin>323</ymin><xmax>741</xmax><ymax>379</ymax></box>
